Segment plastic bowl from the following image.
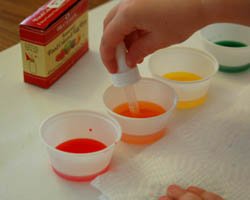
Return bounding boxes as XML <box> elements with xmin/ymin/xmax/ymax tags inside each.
<box><xmin>103</xmin><ymin>78</ymin><xmax>177</xmax><ymax>145</ymax></box>
<box><xmin>149</xmin><ymin>46</ymin><xmax>218</xmax><ymax>109</ymax></box>
<box><xmin>40</xmin><ymin>110</ymin><xmax>121</xmax><ymax>182</ymax></box>
<box><xmin>200</xmin><ymin>23</ymin><xmax>250</xmax><ymax>73</ymax></box>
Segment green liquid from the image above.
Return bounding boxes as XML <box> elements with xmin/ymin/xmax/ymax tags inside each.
<box><xmin>219</xmin><ymin>63</ymin><xmax>250</xmax><ymax>73</ymax></box>
<box><xmin>215</xmin><ymin>40</ymin><xmax>247</xmax><ymax>48</ymax></box>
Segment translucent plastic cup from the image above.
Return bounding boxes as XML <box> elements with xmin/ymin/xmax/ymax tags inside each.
<box><xmin>103</xmin><ymin>78</ymin><xmax>177</xmax><ymax>145</ymax></box>
<box><xmin>149</xmin><ymin>46</ymin><xmax>218</xmax><ymax>109</ymax></box>
<box><xmin>40</xmin><ymin>110</ymin><xmax>121</xmax><ymax>182</ymax></box>
<box><xmin>200</xmin><ymin>23</ymin><xmax>250</xmax><ymax>73</ymax></box>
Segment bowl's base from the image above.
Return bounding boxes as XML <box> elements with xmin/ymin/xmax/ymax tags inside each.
<box><xmin>122</xmin><ymin>128</ymin><xmax>166</xmax><ymax>145</ymax></box>
<box><xmin>219</xmin><ymin>64</ymin><xmax>250</xmax><ymax>73</ymax></box>
<box><xmin>177</xmin><ymin>94</ymin><xmax>207</xmax><ymax>109</ymax></box>
<box><xmin>52</xmin><ymin>165</ymin><xmax>109</xmax><ymax>182</ymax></box>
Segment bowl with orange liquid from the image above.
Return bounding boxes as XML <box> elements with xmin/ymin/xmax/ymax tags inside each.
<box><xmin>149</xmin><ymin>46</ymin><xmax>218</xmax><ymax>109</ymax></box>
<box><xmin>103</xmin><ymin>78</ymin><xmax>177</xmax><ymax>145</ymax></box>
<box><xmin>40</xmin><ymin>110</ymin><xmax>121</xmax><ymax>182</ymax></box>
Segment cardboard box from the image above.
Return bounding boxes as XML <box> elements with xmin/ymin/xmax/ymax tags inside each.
<box><xmin>20</xmin><ymin>0</ymin><xmax>88</xmax><ymax>88</ymax></box>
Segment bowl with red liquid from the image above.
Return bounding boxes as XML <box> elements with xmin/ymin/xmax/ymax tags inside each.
<box><xmin>40</xmin><ymin>110</ymin><xmax>121</xmax><ymax>182</ymax></box>
<box><xmin>103</xmin><ymin>78</ymin><xmax>177</xmax><ymax>145</ymax></box>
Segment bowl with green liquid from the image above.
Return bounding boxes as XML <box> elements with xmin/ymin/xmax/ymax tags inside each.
<box><xmin>200</xmin><ymin>23</ymin><xmax>250</xmax><ymax>73</ymax></box>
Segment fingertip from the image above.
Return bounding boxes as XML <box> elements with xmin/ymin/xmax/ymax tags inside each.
<box><xmin>168</xmin><ymin>184</ymin><xmax>182</xmax><ymax>191</ymax></box>
<box><xmin>126</xmin><ymin>51</ymin><xmax>141</xmax><ymax>68</ymax></box>
<box><xmin>167</xmin><ymin>184</ymin><xmax>185</xmax><ymax>198</ymax></box>
<box><xmin>126</xmin><ymin>57</ymin><xmax>136</xmax><ymax>68</ymax></box>
<box><xmin>138</xmin><ymin>58</ymin><xmax>144</xmax><ymax>64</ymax></box>
<box><xmin>158</xmin><ymin>196</ymin><xmax>172</xmax><ymax>200</ymax></box>
<box><xmin>103</xmin><ymin>4</ymin><xmax>119</xmax><ymax>31</ymax></box>
<box><xmin>187</xmin><ymin>186</ymin><xmax>224</xmax><ymax>200</ymax></box>
<box><xmin>107</xmin><ymin>67</ymin><xmax>117</xmax><ymax>74</ymax></box>
<box><xmin>187</xmin><ymin>186</ymin><xmax>205</xmax><ymax>196</ymax></box>
<box><xmin>106</xmin><ymin>60</ymin><xmax>118</xmax><ymax>74</ymax></box>
<box><xmin>100</xmin><ymin>40</ymin><xmax>118</xmax><ymax>74</ymax></box>
<box><xmin>202</xmin><ymin>191</ymin><xmax>225</xmax><ymax>200</ymax></box>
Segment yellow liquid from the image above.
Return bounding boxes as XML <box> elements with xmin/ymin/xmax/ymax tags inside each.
<box><xmin>163</xmin><ymin>71</ymin><xmax>202</xmax><ymax>81</ymax></box>
<box><xmin>163</xmin><ymin>71</ymin><xmax>206</xmax><ymax>109</ymax></box>
<box><xmin>177</xmin><ymin>95</ymin><xmax>207</xmax><ymax>109</ymax></box>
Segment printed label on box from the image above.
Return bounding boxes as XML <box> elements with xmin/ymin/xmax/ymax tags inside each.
<box><xmin>20</xmin><ymin>0</ymin><xmax>88</xmax><ymax>88</ymax></box>
<box><xmin>21</xmin><ymin>12</ymin><xmax>88</xmax><ymax>78</ymax></box>
<box><xmin>48</xmin><ymin>0</ymin><xmax>65</xmax><ymax>8</ymax></box>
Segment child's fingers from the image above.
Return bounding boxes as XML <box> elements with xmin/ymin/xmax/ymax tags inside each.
<box><xmin>167</xmin><ymin>185</ymin><xmax>202</xmax><ymax>200</ymax></box>
<box><xmin>103</xmin><ymin>4</ymin><xmax>119</xmax><ymax>30</ymax></box>
<box><xmin>187</xmin><ymin>186</ymin><xmax>206</xmax><ymax>196</ymax></box>
<box><xmin>167</xmin><ymin>185</ymin><xmax>186</xmax><ymax>198</ymax></box>
<box><xmin>187</xmin><ymin>186</ymin><xmax>224</xmax><ymax>200</ymax></box>
<box><xmin>201</xmin><ymin>192</ymin><xmax>224</xmax><ymax>200</ymax></box>
<box><xmin>158</xmin><ymin>196</ymin><xmax>173</xmax><ymax>200</ymax></box>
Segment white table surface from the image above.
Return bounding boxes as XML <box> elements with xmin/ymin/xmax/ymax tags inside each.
<box><xmin>1</xmin><ymin>1</ymin><xmax>250</xmax><ymax>200</ymax></box>
<box><xmin>0</xmin><ymin>1</ymin><xmax>145</xmax><ymax>199</ymax></box>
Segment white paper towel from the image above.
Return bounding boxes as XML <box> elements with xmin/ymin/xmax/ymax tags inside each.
<box><xmin>92</xmin><ymin>61</ymin><xmax>250</xmax><ymax>200</ymax></box>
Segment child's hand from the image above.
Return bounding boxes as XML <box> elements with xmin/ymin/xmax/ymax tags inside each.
<box><xmin>159</xmin><ymin>185</ymin><xmax>224</xmax><ymax>200</ymax></box>
<box><xmin>100</xmin><ymin>0</ymin><xmax>250</xmax><ymax>73</ymax></box>
<box><xmin>100</xmin><ymin>0</ymin><xmax>205</xmax><ymax>73</ymax></box>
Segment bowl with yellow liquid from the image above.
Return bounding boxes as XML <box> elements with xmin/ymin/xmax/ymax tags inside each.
<box><xmin>149</xmin><ymin>46</ymin><xmax>218</xmax><ymax>109</ymax></box>
<box><xmin>200</xmin><ymin>23</ymin><xmax>250</xmax><ymax>73</ymax></box>
<box><xmin>103</xmin><ymin>78</ymin><xmax>177</xmax><ymax>145</ymax></box>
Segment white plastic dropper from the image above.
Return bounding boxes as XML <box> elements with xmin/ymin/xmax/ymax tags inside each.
<box><xmin>111</xmin><ymin>43</ymin><xmax>141</xmax><ymax>115</ymax></box>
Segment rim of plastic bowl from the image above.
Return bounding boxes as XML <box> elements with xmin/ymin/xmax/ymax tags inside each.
<box><xmin>199</xmin><ymin>27</ymin><xmax>250</xmax><ymax>50</ymax></box>
<box><xmin>103</xmin><ymin>77</ymin><xmax>178</xmax><ymax>121</ymax></box>
<box><xmin>148</xmin><ymin>46</ymin><xmax>219</xmax><ymax>85</ymax></box>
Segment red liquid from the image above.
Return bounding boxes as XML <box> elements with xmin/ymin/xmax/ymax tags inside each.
<box><xmin>56</xmin><ymin>138</ymin><xmax>107</xmax><ymax>153</ymax></box>
<box><xmin>113</xmin><ymin>101</ymin><xmax>166</xmax><ymax>118</ymax></box>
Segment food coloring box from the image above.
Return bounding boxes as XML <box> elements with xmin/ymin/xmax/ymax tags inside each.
<box><xmin>20</xmin><ymin>0</ymin><xmax>88</xmax><ymax>88</ymax></box>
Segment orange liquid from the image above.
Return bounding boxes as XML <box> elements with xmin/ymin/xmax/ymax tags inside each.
<box><xmin>113</xmin><ymin>101</ymin><xmax>166</xmax><ymax>118</ymax></box>
<box><xmin>114</xmin><ymin>101</ymin><xmax>166</xmax><ymax>144</ymax></box>
<box><xmin>121</xmin><ymin>129</ymin><xmax>167</xmax><ymax>145</ymax></box>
